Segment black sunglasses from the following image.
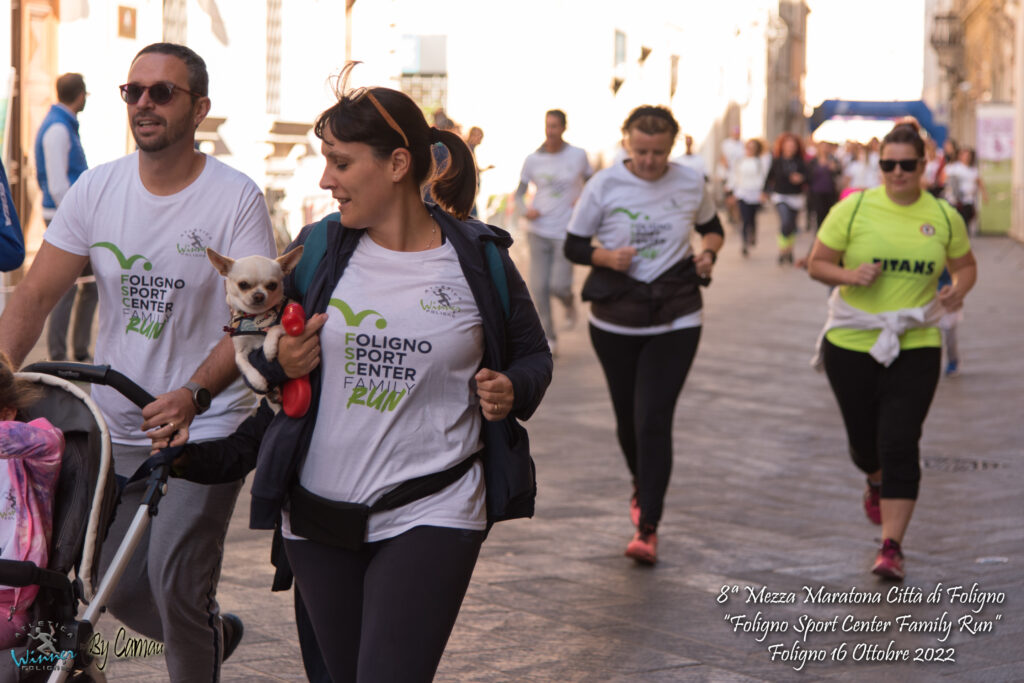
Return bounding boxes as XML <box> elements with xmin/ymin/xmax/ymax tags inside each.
<box><xmin>119</xmin><ymin>81</ymin><xmax>200</xmax><ymax>105</ymax></box>
<box><xmin>878</xmin><ymin>158</ymin><xmax>921</xmax><ymax>173</ymax></box>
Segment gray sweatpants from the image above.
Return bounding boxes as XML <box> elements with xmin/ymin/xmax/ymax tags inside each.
<box><xmin>99</xmin><ymin>444</ymin><xmax>241</xmax><ymax>682</ymax></box>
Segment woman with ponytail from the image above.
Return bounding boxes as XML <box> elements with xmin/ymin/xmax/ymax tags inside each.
<box><xmin>230</xmin><ymin>66</ymin><xmax>552</xmax><ymax>680</ymax></box>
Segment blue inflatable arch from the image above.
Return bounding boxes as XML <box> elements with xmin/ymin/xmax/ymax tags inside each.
<box><xmin>808</xmin><ymin>100</ymin><xmax>948</xmax><ymax>146</ymax></box>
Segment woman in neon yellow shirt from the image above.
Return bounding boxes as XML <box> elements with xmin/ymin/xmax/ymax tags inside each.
<box><xmin>807</xmin><ymin>123</ymin><xmax>977</xmax><ymax>581</ymax></box>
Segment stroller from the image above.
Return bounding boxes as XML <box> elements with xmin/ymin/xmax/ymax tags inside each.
<box><xmin>0</xmin><ymin>363</ymin><xmax>177</xmax><ymax>683</ymax></box>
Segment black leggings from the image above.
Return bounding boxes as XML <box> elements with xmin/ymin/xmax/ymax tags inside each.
<box><xmin>822</xmin><ymin>340</ymin><xmax>941</xmax><ymax>499</ymax></box>
<box><xmin>808</xmin><ymin>191</ymin><xmax>837</xmax><ymax>232</ymax></box>
<box><xmin>589</xmin><ymin>324</ymin><xmax>701</xmax><ymax>529</ymax></box>
<box><xmin>737</xmin><ymin>200</ymin><xmax>760</xmax><ymax>246</ymax></box>
<box><xmin>285</xmin><ymin>525</ymin><xmax>485</xmax><ymax>683</ymax></box>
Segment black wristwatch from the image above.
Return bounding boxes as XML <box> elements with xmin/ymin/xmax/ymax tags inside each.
<box><xmin>701</xmin><ymin>249</ymin><xmax>718</xmax><ymax>264</ymax></box>
<box><xmin>183</xmin><ymin>381</ymin><xmax>212</xmax><ymax>415</ymax></box>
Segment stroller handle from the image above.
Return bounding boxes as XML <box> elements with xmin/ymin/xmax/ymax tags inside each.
<box><xmin>21</xmin><ymin>362</ymin><xmax>157</xmax><ymax>408</ymax></box>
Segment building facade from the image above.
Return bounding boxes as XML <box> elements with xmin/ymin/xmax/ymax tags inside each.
<box><xmin>2</xmin><ymin>0</ymin><xmax>806</xmax><ymax>259</ymax></box>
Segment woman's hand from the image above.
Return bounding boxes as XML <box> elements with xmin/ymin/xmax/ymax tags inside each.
<box><xmin>938</xmin><ymin>284</ymin><xmax>966</xmax><ymax>312</ymax></box>
<box><xmin>939</xmin><ymin>251</ymin><xmax>977</xmax><ymax>312</ymax></box>
<box><xmin>846</xmin><ymin>262</ymin><xmax>882</xmax><ymax>287</ymax></box>
<box><xmin>475</xmin><ymin>368</ymin><xmax>514</xmax><ymax>421</ymax></box>
<box><xmin>594</xmin><ymin>246</ymin><xmax>637</xmax><ymax>272</ymax></box>
<box><xmin>694</xmin><ymin>250</ymin><xmax>715</xmax><ymax>279</ymax></box>
<box><xmin>278</xmin><ymin>313</ymin><xmax>328</xmax><ymax>378</ymax></box>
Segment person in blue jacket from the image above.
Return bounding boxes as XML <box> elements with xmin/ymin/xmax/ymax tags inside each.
<box><xmin>169</xmin><ymin>67</ymin><xmax>551</xmax><ymax>682</ymax></box>
<box><xmin>34</xmin><ymin>73</ymin><xmax>97</xmax><ymax>361</ymax></box>
<box><xmin>0</xmin><ymin>160</ymin><xmax>25</xmax><ymax>273</ymax></box>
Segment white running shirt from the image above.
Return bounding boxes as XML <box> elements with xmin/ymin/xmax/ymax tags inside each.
<box><xmin>518</xmin><ymin>144</ymin><xmax>592</xmax><ymax>239</ymax></box>
<box><xmin>45</xmin><ymin>153</ymin><xmax>275</xmax><ymax>444</ymax></box>
<box><xmin>284</xmin><ymin>233</ymin><xmax>487</xmax><ymax>542</ymax></box>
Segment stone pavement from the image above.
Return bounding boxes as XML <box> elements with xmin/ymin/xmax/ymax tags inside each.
<box><xmin>25</xmin><ymin>217</ymin><xmax>1023</xmax><ymax>681</ymax></box>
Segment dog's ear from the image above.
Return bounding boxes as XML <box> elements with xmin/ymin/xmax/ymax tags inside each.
<box><xmin>206</xmin><ymin>248</ymin><xmax>234</xmax><ymax>276</ymax></box>
<box><xmin>276</xmin><ymin>245</ymin><xmax>304</xmax><ymax>276</ymax></box>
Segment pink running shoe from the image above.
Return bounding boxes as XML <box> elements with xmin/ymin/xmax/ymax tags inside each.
<box><xmin>863</xmin><ymin>482</ymin><xmax>881</xmax><ymax>525</ymax></box>
<box><xmin>625</xmin><ymin>530</ymin><xmax>657</xmax><ymax>565</ymax></box>
<box><xmin>872</xmin><ymin>539</ymin><xmax>905</xmax><ymax>580</ymax></box>
<box><xmin>629</xmin><ymin>495</ymin><xmax>641</xmax><ymax>528</ymax></box>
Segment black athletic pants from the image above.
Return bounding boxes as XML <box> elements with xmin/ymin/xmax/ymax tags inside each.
<box><xmin>822</xmin><ymin>339</ymin><xmax>941</xmax><ymax>499</ymax></box>
<box><xmin>737</xmin><ymin>200</ymin><xmax>760</xmax><ymax>247</ymax></box>
<box><xmin>285</xmin><ymin>525</ymin><xmax>485</xmax><ymax>683</ymax></box>
<box><xmin>808</xmin><ymin>190</ymin><xmax>837</xmax><ymax>232</ymax></box>
<box><xmin>589</xmin><ymin>324</ymin><xmax>701</xmax><ymax>529</ymax></box>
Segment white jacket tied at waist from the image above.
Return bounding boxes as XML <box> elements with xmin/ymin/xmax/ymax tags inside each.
<box><xmin>812</xmin><ymin>288</ymin><xmax>948</xmax><ymax>369</ymax></box>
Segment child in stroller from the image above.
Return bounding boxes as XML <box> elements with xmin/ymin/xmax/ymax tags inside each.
<box><xmin>0</xmin><ymin>353</ymin><xmax>64</xmax><ymax>648</ymax></box>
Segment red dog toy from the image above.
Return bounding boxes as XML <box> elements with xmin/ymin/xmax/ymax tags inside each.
<box><xmin>280</xmin><ymin>302</ymin><xmax>312</xmax><ymax>417</ymax></box>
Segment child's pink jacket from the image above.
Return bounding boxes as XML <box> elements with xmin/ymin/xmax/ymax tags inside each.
<box><xmin>0</xmin><ymin>418</ymin><xmax>63</xmax><ymax>642</ymax></box>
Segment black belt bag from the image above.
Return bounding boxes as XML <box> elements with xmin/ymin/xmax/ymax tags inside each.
<box><xmin>288</xmin><ymin>452</ymin><xmax>480</xmax><ymax>551</ymax></box>
<box><xmin>582</xmin><ymin>257</ymin><xmax>707</xmax><ymax>328</ymax></box>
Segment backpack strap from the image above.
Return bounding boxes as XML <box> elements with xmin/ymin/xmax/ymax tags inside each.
<box><xmin>845</xmin><ymin>190</ymin><xmax>866</xmax><ymax>242</ymax></box>
<box><xmin>293</xmin><ymin>212</ymin><xmax>510</xmax><ymax>318</ymax></box>
<box><xmin>294</xmin><ymin>212</ymin><xmax>339</xmax><ymax>297</ymax></box>
<box><xmin>484</xmin><ymin>240</ymin><xmax>510</xmax><ymax>319</ymax></box>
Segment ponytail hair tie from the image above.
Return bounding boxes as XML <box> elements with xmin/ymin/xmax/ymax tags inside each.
<box><xmin>429</xmin><ymin>127</ymin><xmax>445</xmax><ymax>144</ymax></box>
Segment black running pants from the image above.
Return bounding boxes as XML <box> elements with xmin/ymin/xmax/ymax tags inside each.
<box><xmin>822</xmin><ymin>339</ymin><xmax>941</xmax><ymax>499</ymax></box>
<box><xmin>589</xmin><ymin>324</ymin><xmax>701</xmax><ymax>529</ymax></box>
<box><xmin>285</xmin><ymin>525</ymin><xmax>484</xmax><ymax>683</ymax></box>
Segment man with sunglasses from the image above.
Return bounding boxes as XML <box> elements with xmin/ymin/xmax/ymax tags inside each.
<box><xmin>0</xmin><ymin>43</ymin><xmax>275</xmax><ymax>681</ymax></box>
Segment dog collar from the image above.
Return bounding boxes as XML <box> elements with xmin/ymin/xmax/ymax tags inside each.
<box><xmin>224</xmin><ymin>301</ymin><xmax>286</xmax><ymax>337</ymax></box>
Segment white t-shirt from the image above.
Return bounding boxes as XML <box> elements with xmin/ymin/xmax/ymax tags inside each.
<box><xmin>672</xmin><ymin>153</ymin><xmax>707</xmax><ymax>180</ymax></box>
<box><xmin>923</xmin><ymin>159</ymin><xmax>942</xmax><ymax>187</ymax></box>
<box><xmin>944</xmin><ymin>162</ymin><xmax>979</xmax><ymax>204</ymax></box>
<box><xmin>519</xmin><ymin>143</ymin><xmax>592</xmax><ymax>239</ymax></box>
<box><xmin>843</xmin><ymin>159</ymin><xmax>880</xmax><ymax>189</ymax></box>
<box><xmin>568</xmin><ymin>160</ymin><xmax>716</xmax><ymax>283</ymax></box>
<box><xmin>731</xmin><ymin>155</ymin><xmax>768</xmax><ymax>204</ymax></box>
<box><xmin>285</xmin><ymin>234</ymin><xmax>487</xmax><ymax>542</ymax></box>
<box><xmin>45</xmin><ymin>153</ymin><xmax>275</xmax><ymax>445</ymax></box>
<box><xmin>568</xmin><ymin>161</ymin><xmax>716</xmax><ymax>335</ymax></box>
<box><xmin>719</xmin><ymin>137</ymin><xmax>745</xmax><ymax>187</ymax></box>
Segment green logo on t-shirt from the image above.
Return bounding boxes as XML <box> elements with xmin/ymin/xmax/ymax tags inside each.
<box><xmin>91</xmin><ymin>242</ymin><xmax>153</xmax><ymax>271</ymax></box>
<box><xmin>611</xmin><ymin>207</ymin><xmax>650</xmax><ymax>220</ymax></box>
<box><xmin>92</xmin><ymin>242</ymin><xmax>178</xmax><ymax>342</ymax></box>
<box><xmin>329</xmin><ymin>298</ymin><xmax>388</xmax><ymax>329</ymax></box>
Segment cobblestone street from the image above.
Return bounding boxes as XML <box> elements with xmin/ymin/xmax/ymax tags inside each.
<box><xmin>35</xmin><ymin>220</ymin><xmax>1022</xmax><ymax>682</ymax></box>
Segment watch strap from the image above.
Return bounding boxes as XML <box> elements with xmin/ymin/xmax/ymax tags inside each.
<box><xmin>182</xmin><ymin>381</ymin><xmax>210</xmax><ymax>414</ymax></box>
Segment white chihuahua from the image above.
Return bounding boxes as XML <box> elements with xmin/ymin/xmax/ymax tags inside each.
<box><xmin>207</xmin><ymin>246</ymin><xmax>304</xmax><ymax>398</ymax></box>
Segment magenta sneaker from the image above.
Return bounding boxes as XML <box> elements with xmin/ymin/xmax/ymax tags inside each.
<box><xmin>863</xmin><ymin>481</ymin><xmax>881</xmax><ymax>525</ymax></box>
<box><xmin>872</xmin><ymin>539</ymin><xmax>905</xmax><ymax>580</ymax></box>
<box><xmin>629</xmin><ymin>495</ymin><xmax>641</xmax><ymax>528</ymax></box>
<box><xmin>625</xmin><ymin>530</ymin><xmax>657</xmax><ymax>565</ymax></box>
